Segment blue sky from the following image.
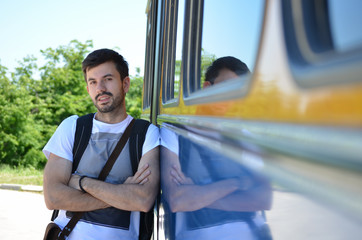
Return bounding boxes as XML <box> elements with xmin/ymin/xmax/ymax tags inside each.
<box><xmin>0</xmin><ymin>0</ymin><xmax>148</xmax><ymax>76</ymax></box>
<box><xmin>1</xmin><ymin>0</ymin><xmax>361</xmax><ymax>79</ymax></box>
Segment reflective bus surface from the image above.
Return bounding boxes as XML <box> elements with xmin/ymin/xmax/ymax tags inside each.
<box><xmin>142</xmin><ymin>0</ymin><xmax>362</xmax><ymax>239</ymax></box>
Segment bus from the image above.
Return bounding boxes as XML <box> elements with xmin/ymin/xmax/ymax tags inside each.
<box><xmin>141</xmin><ymin>0</ymin><xmax>362</xmax><ymax>239</ymax></box>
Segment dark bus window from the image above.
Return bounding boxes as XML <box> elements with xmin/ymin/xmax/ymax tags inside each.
<box><xmin>162</xmin><ymin>0</ymin><xmax>184</xmax><ymax>104</ymax></box>
<box><xmin>282</xmin><ymin>0</ymin><xmax>362</xmax><ymax>87</ymax></box>
<box><xmin>196</xmin><ymin>0</ymin><xmax>264</xmax><ymax>91</ymax></box>
<box><xmin>143</xmin><ymin>1</ymin><xmax>155</xmax><ymax>109</ymax></box>
<box><xmin>328</xmin><ymin>0</ymin><xmax>362</xmax><ymax>53</ymax></box>
<box><xmin>173</xmin><ymin>0</ymin><xmax>185</xmax><ymax>99</ymax></box>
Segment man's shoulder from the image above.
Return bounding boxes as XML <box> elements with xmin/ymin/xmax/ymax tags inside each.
<box><xmin>134</xmin><ymin>118</ymin><xmax>151</xmax><ymax>127</ymax></box>
<box><xmin>64</xmin><ymin>114</ymin><xmax>79</xmax><ymax>121</ymax></box>
<box><xmin>57</xmin><ymin>115</ymin><xmax>79</xmax><ymax>130</ymax></box>
<box><xmin>134</xmin><ymin>119</ymin><xmax>159</xmax><ymax>135</ymax></box>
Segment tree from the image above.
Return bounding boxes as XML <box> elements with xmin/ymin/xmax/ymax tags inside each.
<box><xmin>0</xmin><ymin>61</ymin><xmax>42</xmax><ymax>167</ymax></box>
<box><xmin>0</xmin><ymin>40</ymin><xmax>144</xmax><ymax>169</ymax></box>
<box><xmin>200</xmin><ymin>49</ymin><xmax>217</xmax><ymax>86</ymax></box>
<box><xmin>126</xmin><ymin>67</ymin><xmax>143</xmax><ymax>119</ymax></box>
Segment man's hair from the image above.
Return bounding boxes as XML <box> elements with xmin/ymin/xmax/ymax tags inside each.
<box><xmin>82</xmin><ymin>49</ymin><xmax>129</xmax><ymax>82</ymax></box>
<box><xmin>205</xmin><ymin>56</ymin><xmax>250</xmax><ymax>84</ymax></box>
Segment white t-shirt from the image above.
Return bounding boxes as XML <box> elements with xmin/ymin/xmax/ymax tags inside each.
<box><xmin>43</xmin><ymin>114</ymin><xmax>160</xmax><ymax>240</ymax></box>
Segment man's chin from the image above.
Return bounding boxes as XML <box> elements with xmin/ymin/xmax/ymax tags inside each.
<box><xmin>96</xmin><ymin>105</ymin><xmax>114</xmax><ymax>113</ymax></box>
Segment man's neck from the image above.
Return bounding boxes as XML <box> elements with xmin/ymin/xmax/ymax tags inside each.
<box><xmin>95</xmin><ymin>109</ymin><xmax>128</xmax><ymax>124</ymax></box>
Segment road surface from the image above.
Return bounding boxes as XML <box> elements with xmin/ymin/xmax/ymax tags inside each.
<box><xmin>0</xmin><ymin>189</ymin><xmax>52</xmax><ymax>239</ymax></box>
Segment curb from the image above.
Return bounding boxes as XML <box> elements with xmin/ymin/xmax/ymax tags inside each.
<box><xmin>0</xmin><ymin>184</ymin><xmax>43</xmax><ymax>193</ymax></box>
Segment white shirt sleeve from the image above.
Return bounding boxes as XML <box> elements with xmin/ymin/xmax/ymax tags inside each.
<box><xmin>160</xmin><ymin>127</ymin><xmax>179</xmax><ymax>155</ymax></box>
<box><xmin>42</xmin><ymin>115</ymin><xmax>78</xmax><ymax>162</ymax></box>
<box><xmin>142</xmin><ymin>123</ymin><xmax>160</xmax><ymax>156</ymax></box>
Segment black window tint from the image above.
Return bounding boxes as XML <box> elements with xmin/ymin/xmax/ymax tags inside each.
<box><xmin>162</xmin><ymin>0</ymin><xmax>184</xmax><ymax>104</ymax></box>
<box><xmin>173</xmin><ymin>0</ymin><xmax>185</xmax><ymax>99</ymax></box>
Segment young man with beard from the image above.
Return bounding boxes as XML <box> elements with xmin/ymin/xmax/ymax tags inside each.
<box><xmin>42</xmin><ymin>49</ymin><xmax>160</xmax><ymax>239</ymax></box>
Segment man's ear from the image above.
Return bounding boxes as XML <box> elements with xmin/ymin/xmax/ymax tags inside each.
<box><xmin>86</xmin><ymin>85</ymin><xmax>89</xmax><ymax>93</ymax></box>
<box><xmin>203</xmin><ymin>81</ymin><xmax>212</xmax><ymax>88</ymax></box>
<box><xmin>123</xmin><ymin>76</ymin><xmax>130</xmax><ymax>93</ymax></box>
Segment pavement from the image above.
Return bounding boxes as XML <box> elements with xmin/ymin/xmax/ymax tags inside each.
<box><xmin>0</xmin><ymin>183</ymin><xmax>43</xmax><ymax>192</ymax></box>
<box><xmin>0</xmin><ymin>184</ymin><xmax>51</xmax><ymax>239</ymax></box>
<box><xmin>2</xmin><ymin>184</ymin><xmax>362</xmax><ymax>239</ymax></box>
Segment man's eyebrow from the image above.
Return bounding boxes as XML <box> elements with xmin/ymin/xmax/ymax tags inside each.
<box><xmin>87</xmin><ymin>73</ymin><xmax>114</xmax><ymax>82</ymax></box>
<box><xmin>103</xmin><ymin>73</ymin><xmax>114</xmax><ymax>78</ymax></box>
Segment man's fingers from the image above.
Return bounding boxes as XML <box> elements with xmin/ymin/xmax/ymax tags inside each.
<box><xmin>123</xmin><ymin>164</ymin><xmax>151</xmax><ymax>185</ymax></box>
<box><xmin>171</xmin><ymin>165</ymin><xmax>186</xmax><ymax>179</ymax></box>
<box><xmin>172</xmin><ymin>178</ymin><xmax>180</xmax><ymax>186</ymax></box>
<box><xmin>170</xmin><ymin>169</ymin><xmax>184</xmax><ymax>182</ymax></box>
<box><xmin>139</xmin><ymin>177</ymin><xmax>149</xmax><ymax>185</ymax></box>
<box><xmin>134</xmin><ymin>164</ymin><xmax>149</xmax><ymax>178</ymax></box>
<box><xmin>137</xmin><ymin>169</ymin><xmax>151</xmax><ymax>181</ymax></box>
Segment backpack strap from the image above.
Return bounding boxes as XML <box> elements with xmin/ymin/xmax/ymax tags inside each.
<box><xmin>129</xmin><ymin>119</ymin><xmax>151</xmax><ymax>173</ymax></box>
<box><xmin>72</xmin><ymin>113</ymin><xmax>94</xmax><ymax>173</ymax></box>
<box><xmin>129</xmin><ymin>119</ymin><xmax>153</xmax><ymax>240</ymax></box>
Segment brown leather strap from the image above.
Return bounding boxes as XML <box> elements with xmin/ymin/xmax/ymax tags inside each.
<box><xmin>58</xmin><ymin>118</ymin><xmax>136</xmax><ymax>240</ymax></box>
<box><xmin>98</xmin><ymin>118</ymin><xmax>135</xmax><ymax>181</ymax></box>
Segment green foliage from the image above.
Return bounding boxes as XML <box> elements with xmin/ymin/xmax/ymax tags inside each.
<box><xmin>126</xmin><ymin>67</ymin><xmax>143</xmax><ymax>119</ymax></box>
<box><xmin>200</xmin><ymin>49</ymin><xmax>217</xmax><ymax>86</ymax></box>
<box><xmin>0</xmin><ymin>40</ymin><xmax>144</xmax><ymax>169</ymax></box>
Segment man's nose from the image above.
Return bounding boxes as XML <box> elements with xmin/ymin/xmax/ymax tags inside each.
<box><xmin>96</xmin><ymin>80</ymin><xmax>106</xmax><ymax>93</ymax></box>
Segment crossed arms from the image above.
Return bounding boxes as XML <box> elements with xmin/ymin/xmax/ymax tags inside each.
<box><xmin>161</xmin><ymin>148</ymin><xmax>272</xmax><ymax>213</ymax></box>
<box><xmin>43</xmin><ymin>147</ymin><xmax>159</xmax><ymax>213</ymax></box>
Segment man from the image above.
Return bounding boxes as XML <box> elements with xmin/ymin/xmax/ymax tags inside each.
<box><xmin>43</xmin><ymin>49</ymin><xmax>160</xmax><ymax>239</ymax></box>
<box><xmin>203</xmin><ymin>56</ymin><xmax>250</xmax><ymax>87</ymax></box>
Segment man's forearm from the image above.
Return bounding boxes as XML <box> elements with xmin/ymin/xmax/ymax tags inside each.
<box><xmin>80</xmin><ymin>176</ymin><xmax>157</xmax><ymax>212</ymax></box>
<box><xmin>44</xmin><ymin>181</ymin><xmax>109</xmax><ymax>212</ymax></box>
<box><xmin>43</xmin><ymin>153</ymin><xmax>110</xmax><ymax>212</ymax></box>
<box><xmin>66</xmin><ymin>147</ymin><xmax>159</xmax><ymax>212</ymax></box>
<box><xmin>166</xmin><ymin>178</ymin><xmax>239</xmax><ymax>212</ymax></box>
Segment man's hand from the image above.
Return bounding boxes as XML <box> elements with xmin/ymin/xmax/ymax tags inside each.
<box><xmin>64</xmin><ymin>148</ymin><xmax>159</xmax><ymax>212</ymax></box>
<box><xmin>124</xmin><ymin>164</ymin><xmax>151</xmax><ymax>185</ymax></box>
<box><xmin>170</xmin><ymin>164</ymin><xmax>194</xmax><ymax>185</ymax></box>
<box><xmin>68</xmin><ymin>163</ymin><xmax>151</xmax><ymax>192</ymax></box>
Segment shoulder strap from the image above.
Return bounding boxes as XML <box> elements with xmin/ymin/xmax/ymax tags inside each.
<box><xmin>129</xmin><ymin>119</ymin><xmax>151</xmax><ymax>174</ymax></box>
<box><xmin>128</xmin><ymin>119</ymin><xmax>153</xmax><ymax>240</ymax></box>
<box><xmin>72</xmin><ymin>113</ymin><xmax>94</xmax><ymax>173</ymax></box>
<box><xmin>98</xmin><ymin>119</ymin><xmax>135</xmax><ymax>181</ymax></box>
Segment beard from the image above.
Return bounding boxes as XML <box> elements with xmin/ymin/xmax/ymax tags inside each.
<box><xmin>94</xmin><ymin>91</ymin><xmax>124</xmax><ymax>113</ymax></box>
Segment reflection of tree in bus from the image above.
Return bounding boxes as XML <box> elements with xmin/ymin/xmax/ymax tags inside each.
<box><xmin>174</xmin><ymin>60</ymin><xmax>181</xmax><ymax>98</ymax></box>
<box><xmin>200</xmin><ymin>49</ymin><xmax>217</xmax><ymax>86</ymax></box>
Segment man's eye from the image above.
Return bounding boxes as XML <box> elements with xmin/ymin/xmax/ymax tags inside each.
<box><xmin>106</xmin><ymin>78</ymin><xmax>112</xmax><ymax>81</ymax></box>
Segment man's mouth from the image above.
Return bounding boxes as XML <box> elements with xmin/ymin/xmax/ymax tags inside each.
<box><xmin>96</xmin><ymin>93</ymin><xmax>112</xmax><ymax>104</ymax></box>
<box><xmin>99</xmin><ymin>96</ymin><xmax>110</xmax><ymax>101</ymax></box>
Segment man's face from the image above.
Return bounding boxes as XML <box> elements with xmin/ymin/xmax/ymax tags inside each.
<box><xmin>214</xmin><ymin>68</ymin><xmax>239</xmax><ymax>85</ymax></box>
<box><xmin>86</xmin><ymin>61</ymin><xmax>129</xmax><ymax>113</ymax></box>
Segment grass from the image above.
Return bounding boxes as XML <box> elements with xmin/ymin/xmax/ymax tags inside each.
<box><xmin>0</xmin><ymin>164</ymin><xmax>43</xmax><ymax>186</ymax></box>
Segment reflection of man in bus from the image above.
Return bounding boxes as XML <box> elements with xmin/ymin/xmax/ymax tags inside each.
<box><xmin>161</xmin><ymin>128</ymin><xmax>272</xmax><ymax>240</ymax></box>
<box><xmin>197</xmin><ymin>56</ymin><xmax>251</xmax><ymax>118</ymax></box>
<box><xmin>203</xmin><ymin>56</ymin><xmax>250</xmax><ymax>87</ymax></box>
<box><xmin>161</xmin><ymin>57</ymin><xmax>272</xmax><ymax>240</ymax></box>
<box><xmin>42</xmin><ymin>49</ymin><xmax>160</xmax><ymax>240</ymax></box>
